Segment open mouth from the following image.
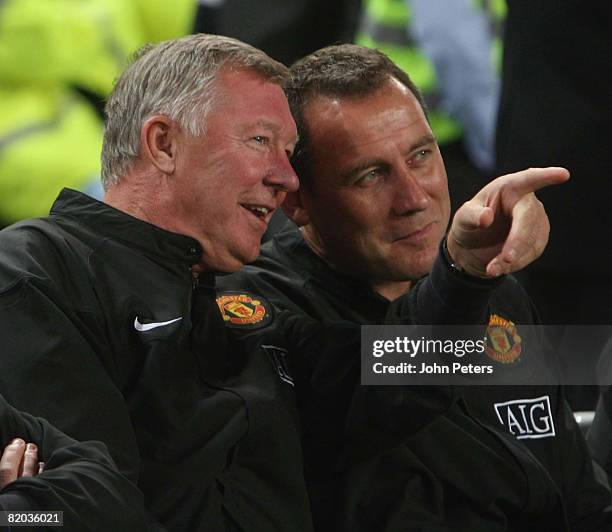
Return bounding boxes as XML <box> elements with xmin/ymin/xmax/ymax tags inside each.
<box><xmin>241</xmin><ymin>204</ymin><xmax>273</xmax><ymax>222</ymax></box>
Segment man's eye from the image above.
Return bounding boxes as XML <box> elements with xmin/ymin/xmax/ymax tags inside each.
<box><xmin>412</xmin><ymin>149</ymin><xmax>431</xmax><ymax>163</ymax></box>
<box><xmin>355</xmin><ymin>170</ymin><xmax>382</xmax><ymax>186</ymax></box>
<box><xmin>253</xmin><ymin>136</ymin><xmax>269</xmax><ymax>145</ymax></box>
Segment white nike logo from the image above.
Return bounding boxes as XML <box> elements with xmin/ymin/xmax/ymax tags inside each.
<box><xmin>134</xmin><ymin>316</ymin><xmax>183</xmax><ymax>332</ymax></box>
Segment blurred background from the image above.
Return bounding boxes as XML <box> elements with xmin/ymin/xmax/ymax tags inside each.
<box><xmin>0</xmin><ymin>0</ymin><xmax>501</xmax><ymax>228</ymax></box>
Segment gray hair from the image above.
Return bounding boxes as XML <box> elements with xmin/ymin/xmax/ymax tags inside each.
<box><xmin>101</xmin><ymin>33</ymin><xmax>289</xmax><ymax>189</ymax></box>
<box><xmin>286</xmin><ymin>44</ymin><xmax>427</xmax><ymax>189</ymax></box>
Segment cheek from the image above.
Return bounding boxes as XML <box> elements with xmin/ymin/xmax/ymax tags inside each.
<box><xmin>335</xmin><ymin>217</ymin><xmax>385</xmax><ymax>260</ymax></box>
<box><xmin>424</xmin><ymin>176</ymin><xmax>450</xmax><ymax>218</ymax></box>
<box><xmin>431</xmin><ymin>167</ymin><xmax>450</xmax><ymax>197</ymax></box>
<box><xmin>330</xmin><ymin>214</ymin><xmax>373</xmax><ymax>247</ymax></box>
<box><xmin>337</xmin><ymin>195</ymin><xmax>381</xmax><ymax>225</ymax></box>
<box><xmin>338</xmin><ymin>201</ymin><xmax>388</xmax><ymax>245</ymax></box>
<box><xmin>306</xmin><ymin>190</ymin><xmax>379</xmax><ymax>238</ymax></box>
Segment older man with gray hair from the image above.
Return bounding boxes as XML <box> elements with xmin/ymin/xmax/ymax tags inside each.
<box><xmin>0</xmin><ymin>34</ymin><xmax>310</xmax><ymax>530</ymax></box>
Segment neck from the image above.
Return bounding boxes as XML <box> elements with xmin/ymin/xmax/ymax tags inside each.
<box><xmin>104</xmin><ymin>188</ymin><xmax>155</xmax><ymax>225</ymax></box>
<box><xmin>371</xmin><ymin>279</ymin><xmax>413</xmax><ymax>301</ymax></box>
<box><xmin>104</xmin><ymin>168</ymin><xmax>161</xmax><ymax>224</ymax></box>
<box><xmin>104</xmin><ymin>169</ymin><xmax>187</xmax><ymax>236</ymax></box>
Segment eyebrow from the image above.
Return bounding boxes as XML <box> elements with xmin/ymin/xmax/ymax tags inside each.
<box><xmin>410</xmin><ymin>134</ymin><xmax>437</xmax><ymax>151</ymax></box>
<box><xmin>344</xmin><ymin>134</ymin><xmax>437</xmax><ymax>181</ymax></box>
<box><xmin>253</xmin><ymin>119</ymin><xmax>278</xmax><ymax>131</ymax></box>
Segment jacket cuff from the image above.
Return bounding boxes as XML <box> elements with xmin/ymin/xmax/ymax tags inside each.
<box><xmin>420</xmin><ymin>238</ymin><xmax>503</xmax><ymax>322</ymax></box>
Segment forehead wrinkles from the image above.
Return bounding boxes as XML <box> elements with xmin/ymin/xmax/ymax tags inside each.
<box><xmin>347</xmin><ymin>94</ymin><xmax>425</xmax><ymax>138</ymax></box>
<box><xmin>206</xmin><ymin>75</ymin><xmax>296</xmax><ymax>139</ymax></box>
<box><xmin>214</xmin><ymin>69</ymin><xmax>289</xmax><ymax>111</ymax></box>
<box><xmin>350</xmin><ymin>111</ymin><xmax>426</xmax><ymax>151</ymax></box>
<box><xmin>310</xmin><ymin>92</ymin><xmax>426</xmax><ymax>146</ymax></box>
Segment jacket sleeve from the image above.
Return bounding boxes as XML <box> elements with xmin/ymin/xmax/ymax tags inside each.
<box><xmin>0</xmin><ymin>395</ymin><xmax>151</xmax><ymax>531</ymax></box>
<box><xmin>387</xmin><ymin>244</ymin><xmax>503</xmax><ymax>325</ymax></box>
<box><xmin>0</xmin><ymin>276</ymin><xmax>140</xmax><ymax>485</ymax></box>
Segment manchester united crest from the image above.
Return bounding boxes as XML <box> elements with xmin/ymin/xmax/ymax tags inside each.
<box><xmin>485</xmin><ymin>314</ymin><xmax>522</xmax><ymax>364</ymax></box>
<box><xmin>216</xmin><ymin>292</ymin><xmax>272</xmax><ymax>329</ymax></box>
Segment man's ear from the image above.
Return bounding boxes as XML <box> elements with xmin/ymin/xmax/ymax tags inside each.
<box><xmin>282</xmin><ymin>189</ymin><xmax>310</xmax><ymax>227</ymax></box>
<box><xmin>140</xmin><ymin>115</ymin><xmax>178</xmax><ymax>175</ymax></box>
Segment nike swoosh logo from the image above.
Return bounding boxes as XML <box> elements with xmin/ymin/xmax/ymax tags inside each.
<box><xmin>134</xmin><ymin>316</ymin><xmax>183</xmax><ymax>332</ymax></box>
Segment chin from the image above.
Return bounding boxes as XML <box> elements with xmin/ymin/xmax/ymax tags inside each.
<box><xmin>235</xmin><ymin>243</ymin><xmax>262</xmax><ymax>268</ymax></box>
<box><xmin>409</xmin><ymin>263</ymin><xmax>437</xmax><ymax>281</ymax></box>
<box><xmin>219</xmin><ymin>234</ymin><xmax>261</xmax><ymax>269</ymax></box>
<box><xmin>389</xmin><ymin>248</ymin><xmax>438</xmax><ymax>280</ymax></box>
<box><xmin>207</xmin><ymin>249</ymin><xmax>256</xmax><ymax>273</ymax></box>
<box><xmin>200</xmin><ymin>233</ymin><xmax>262</xmax><ymax>272</ymax></box>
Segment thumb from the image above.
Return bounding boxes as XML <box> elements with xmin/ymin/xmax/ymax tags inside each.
<box><xmin>453</xmin><ymin>201</ymin><xmax>495</xmax><ymax>232</ymax></box>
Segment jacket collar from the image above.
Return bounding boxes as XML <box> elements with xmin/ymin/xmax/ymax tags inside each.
<box><xmin>50</xmin><ymin>188</ymin><xmax>203</xmax><ymax>266</ymax></box>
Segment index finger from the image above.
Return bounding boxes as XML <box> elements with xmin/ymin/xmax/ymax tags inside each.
<box><xmin>496</xmin><ymin>167</ymin><xmax>570</xmax><ymax>198</ymax></box>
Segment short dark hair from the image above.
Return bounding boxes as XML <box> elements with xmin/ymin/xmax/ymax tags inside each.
<box><xmin>286</xmin><ymin>44</ymin><xmax>427</xmax><ymax>188</ymax></box>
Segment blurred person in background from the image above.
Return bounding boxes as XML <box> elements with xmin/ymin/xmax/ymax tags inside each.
<box><xmin>0</xmin><ymin>0</ymin><xmax>198</xmax><ymax>228</ymax></box>
<box><xmin>194</xmin><ymin>0</ymin><xmax>362</xmax><ymax>66</ymax></box>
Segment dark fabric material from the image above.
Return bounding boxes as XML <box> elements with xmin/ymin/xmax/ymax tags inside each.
<box><xmin>194</xmin><ymin>0</ymin><xmax>362</xmax><ymax>66</ymax></box>
<box><xmin>221</xmin><ymin>225</ymin><xmax>612</xmax><ymax>531</ymax></box>
<box><xmin>513</xmin><ymin>269</ymin><xmax>606</xmax><ymax>410</ymax></box>
<box><xmin>0</xmin><ymin>394</ymin><xmax>148</xmax><ymax>531</ymax></box>
<box><xmin>335</xmin><ymin>399</ymin><xmax>565</xmax><ymax>532</ymax></box>
<box><xmin>589</xmin><ymin>387</ymin><xmax>612</xmax><ymax>494</ymax></box>
<box><xmin>0</xmin><ymin>189</ymin><xmax>313</xmax><ymax>531</ymax></box>
<box><xmin>496</xmin><ymin>0</ymin><xmax>612</xmax><ymax>280</ymax></box>
<box><xmin>495</xmin><ymin>0</ymin><xmax>612</xmax><ymax>411</ymax></box>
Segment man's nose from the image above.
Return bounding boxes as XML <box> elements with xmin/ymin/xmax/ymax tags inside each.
<box><xmin>265</xmin><ymin>151</ymin><xmax>300</xmax><ymax>192</ymax></box>
<box><xmin>392</xmin><ymin>167</ymin><xmax>429</xmax><ymax>215</ymax></box>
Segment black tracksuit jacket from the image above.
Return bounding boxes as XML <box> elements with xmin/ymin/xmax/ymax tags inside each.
<box><xmin>0</xmin><ymin>189</ymin><xmax>313</xmax><ymax>531</ymax></box>
<box><xmin>221</xmin><ymin>224</ymin><xmax>612</xmax><ymax>531</ymax></box>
